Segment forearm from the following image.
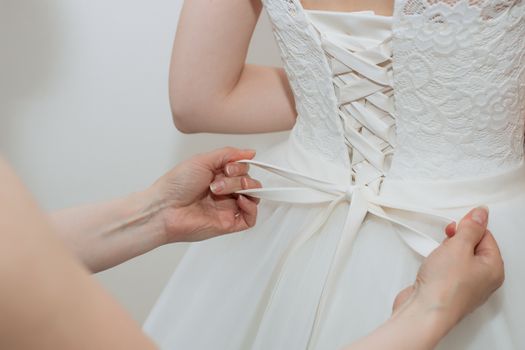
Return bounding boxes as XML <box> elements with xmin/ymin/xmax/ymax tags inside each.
<box><xmin>345</xmin><ymin>298</ymin><xmax>452</xmax><ymax>350</ymax></box>
<box><xmin>0</xmin><ymin>158</ymin><xmax>156</xmax><ymax>349</ymax></box>
<box><xmin>50</xmin><ymin>188</ymin><xmax>167</xmax><ymax>273</ymax></box>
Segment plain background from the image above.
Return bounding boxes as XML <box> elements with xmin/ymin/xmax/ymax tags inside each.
<box><xmin>0</xmin><ymin>0</ymin><xmax>285</xmax><ymax>323</ymax></box>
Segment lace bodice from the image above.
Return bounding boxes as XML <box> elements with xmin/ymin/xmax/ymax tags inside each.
<box><xmin>262</xmin><ymin>0</ymin><xmax>349</xmax><ymax>166</ymax></box>
<box><xmin>306</xmin><ymin>10</ymin><xmax>396</xmax><ymax>191</ymax></box>
<box><xmin>390</xmin><ymin>0</ymin><xmax>525</xmax><ymax>179</ymax></box>
<box><xmin>263</xmin><ymin>0</ymin><xmax>525</xmax><ymax>181</ymax></box>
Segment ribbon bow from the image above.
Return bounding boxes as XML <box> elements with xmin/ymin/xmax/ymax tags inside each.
<box><xmin>236</xmin><ymin>159</ymin><xmax>453</xmax><ymax>347</ymax></box>
<box><xmin>237</xmin><ymin>159</ymin><xmax>451</xmax><ymax>257</ymax></box>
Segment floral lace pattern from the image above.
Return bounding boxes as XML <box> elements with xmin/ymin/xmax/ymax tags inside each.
<box><xmin>390</xmin><ymin>0</ymin><xmax>525</xmax><ymax>179</ymax></box>
<box><xmin>263</xmin><ymin>0</ymin><xmax>525</xmax><ymax>181</ymax></box>
<box><xmin>262</xmin><ymin>0</ymin><xmax>349</xmax><ymax>165</ymax></box>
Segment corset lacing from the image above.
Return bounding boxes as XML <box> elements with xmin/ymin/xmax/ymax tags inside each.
<box><xmin>309</xmin><ymin>11</ymin><xmax>397</xmax><ymax>193</ymax></box>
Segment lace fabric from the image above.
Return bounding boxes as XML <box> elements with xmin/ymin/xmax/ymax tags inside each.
<box><xmin>390</xmin><ymin>0</ymin><xmax>525</xmax><ymax>179</ymax></box>
<box><xmin>403</xmin><ymin>0</ymin><xmax>520</xmax><ymax>19</ymax></box>
<box><xmin>263</xmin><ymin>0</ymin><xmax>525</xmax><ymax>182</ymax></box>
<box><xmin>262</xmin><ymin>0</ymin><xmax>349</xmax><ymax>165</ymax></box>
<box><xmin>144</xmin><ymin>3</ymin><xmax>525</xmax><ymax>349</ymax></box>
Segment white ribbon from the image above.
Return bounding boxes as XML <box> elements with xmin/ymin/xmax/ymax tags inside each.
<box><xmin>237</xmin><ymin>159</ymin><xmax>454</xmax><ymax>348</ymax></box>
<box><xmin>237</xmin><ymin>159</ymin><xmax>451</xmax><ymax>257</ymax></box>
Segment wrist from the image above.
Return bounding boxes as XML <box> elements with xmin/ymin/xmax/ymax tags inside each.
<box><xmin>391</xmin><ymin>292</ymin><xmax>455</xmax><ymax>349</ymax></box>
<box><xmin>125</xmin><ymin>187</ymin><xmax>170</xmax><ymax>247</ymax></box>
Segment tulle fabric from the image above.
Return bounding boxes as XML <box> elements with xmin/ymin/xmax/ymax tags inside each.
<box><xmin>144</xmin><ymin>7</ymin><xmax>525</xmax><ymax>349</ymax></box>
<box><xmin>144</xmin><ymin>139</ymin><xmax>525</xmax><ymax>349</ymax></box>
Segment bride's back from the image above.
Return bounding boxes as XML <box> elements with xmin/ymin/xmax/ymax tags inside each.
<box><xmin>265</xmin><ymin>0</ymin><xmax>525</xmax><ymax>181</ymax></box>
<box><xmin>146</xmin><ymin>2</ymin><xmax>525</xmax><ymax>350</ymax></box>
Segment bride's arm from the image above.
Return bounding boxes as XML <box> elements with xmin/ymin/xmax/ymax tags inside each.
<box><xmin>170</xmin><ymin>0</ymin><xmax>296</xmax><ymax>134</ymax></box>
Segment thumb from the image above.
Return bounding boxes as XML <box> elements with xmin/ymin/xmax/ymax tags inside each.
<box><xmin>475</xmin><ymin>230</ymin><xmax>502</xmax><ymax>260</ymax></box>
<box><xmin>454</xmin><ymin>206</ymin><xmax>489</xmax><ymax>249</ymax></box>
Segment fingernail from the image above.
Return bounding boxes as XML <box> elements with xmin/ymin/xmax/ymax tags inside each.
<box><xmin>471</xmin><ymin>206</ymin><xmax>489</xmax><ymax>225</ymax></box>
<box><xmin>225</xmin><ymin>164</ymin><xmax>236</xmax><ymax>176</ymax></box>
<box><xmin>210</xmin><ymin>180</ymin><xmax>225</xmax><ymax>194</ymax></box>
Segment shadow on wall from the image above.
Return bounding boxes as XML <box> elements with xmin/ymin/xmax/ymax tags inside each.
<box><xmin>0</xmin><ymin>0</ymin><xmax>63</xmax><ymax>152</ymax></box>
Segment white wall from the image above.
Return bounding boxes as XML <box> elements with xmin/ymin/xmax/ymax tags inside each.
<box><xmin>0</xmin><ymin>0</ymin><xmax>284</xmax><ymax>323</ymax></box>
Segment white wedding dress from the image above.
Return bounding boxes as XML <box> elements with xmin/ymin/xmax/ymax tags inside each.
<box><xmin>145</xmin><ymin>1</ymin><xmax>525</xmax><ymax>349</ymax></box>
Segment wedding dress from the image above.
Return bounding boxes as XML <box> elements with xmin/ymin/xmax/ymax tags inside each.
<box><xmin>144</xmin><ymin>0</ymin><xmax>525</xmax><ymax>349</ymax></box>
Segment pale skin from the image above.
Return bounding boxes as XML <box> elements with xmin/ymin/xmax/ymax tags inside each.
<box><xmin>169</xmin><ymin>1</ymin><xmax>504</xmax><ymax>349</ymax></box>
<box><xmin>0</xmin><ymin>147</ymin><xmax>263</xmax><ymax>349</ymax></box>
<box><xmin>346</xmin><ymin>208</ymin><xmax>504</xmax><ymax>350</ymax></box>
<box><xmin>0</xmin><ymin>0</ymin><xmax>505</xmax><ymax>348</ymax></box>
<box><xmin>51</xmin><ymin>147</ymin><xmax>262</xmax><ymax>273</ymax></box>
<box><xmin>170</xmin><ymin>0</ymin><xmax>394</xmax><ymax>134</ymax></box>
<box><xmin>0</xmin><ymin>150</ymin><xmax>503</xmax><ymax>349</ymax></box>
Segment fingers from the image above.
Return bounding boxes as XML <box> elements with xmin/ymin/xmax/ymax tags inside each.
<box><xmin>199</xmin><ymin>147</ymin><xmax>256</xmax><ymax>172</ymax></box>
<box><xmin>445</xmin><ymin>221</ymin><xmax>457</xmax><ymax>238</ymax></box>
<box><xmin>224</xmin><ymin>162</ymin><xmax>250</xmax><ymax>177</ymax></box>
<box><xmin>453</xmin><ymin>206</ymin><xmax>489</xmax><ymax>249</ymax></box>
<box><xmin>222</xmin><ymin>163</ymin><xmax>262</xmax><ymax>203</ymax></box>
<box><xmin>210</xmin><ymin>176</ymin><xmax>262</xmax><ymax>196</ymax></box>
<box><xmin>475</xmin><ymin>230</ymin><xmax>505</xmax><ymax>289</ymax></box>
<box><xmin>475</xmin><ymin>230</ymin><xmax>503</xmax><ymax>260</ymax></box>
<box><xmin>237</xmin><ymin>195</ymin><xmax>257</xmax><ymax>227</ymax></box>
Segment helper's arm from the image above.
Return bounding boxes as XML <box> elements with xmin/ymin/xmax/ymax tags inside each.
<box><xmin>0</xmin><ymin>157</ymin><xmax>156</xmax><ymax>350</ymax></box>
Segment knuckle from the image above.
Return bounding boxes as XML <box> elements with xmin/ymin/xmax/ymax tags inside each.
<box><xmin>496</xmin><ymin>259</ymin><xmax>505</xmax><ymax>285</ymax></box>
<box><xmin>226</xmin><ymin>177</ymin><xmax>241</xmax><ymax>189</ymax></box>
<box><xmin>459</xmin><ymin>224</ymin><xmax>481</xmax><ymax>236</ymax></box>
<box><xmin>457</xmin><ymin>229</ymin><xmax>481</xmax><ymax>245</ymax></box>
<box><xmin>458</xmin><ymin>218</ymin><xmax>481</xmax><ymax>231</ymax></box>
<box><xmin>489</xmin><ymin>260</ymin><xmax>505</xmax><ymax>287</ymax></box>
<box><xmin>456</xmin><ymin>237</ymin><xmax>475</xmax><ymax>250</ymax></box>
<box><xmin>493</xmin><ymin>270</ymin><xmax>505</xmax><ymax>288</ymax></box>
<box><xmin>240</xmin><ymin>176</ymin><xmax>249</xmax><ymax>189</ymax></box>
<box><xmin>497</xmin><ymin>272</ymin><xmax>505</xmax><ymax>287</ymax></box>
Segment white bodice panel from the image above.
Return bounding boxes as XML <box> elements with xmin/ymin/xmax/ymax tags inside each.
<box><xmin>262</xmin><ymin>0</ymin><xmax>349</xmax><ymax>168</ymax></box>
<box><xmin>263</xmin><ymin>0</ymin><xmax>525</xmax><ymax>182</ymax></box>
<box><xmin>306</xmin><ymin>10</ymin><xmax>395</xmax><ymax>192</ymax></box>
<box><xmin>145</xmin><ymin>3</ymin><xmax>525</xmax><ymax>349</ymax></box>
<box><xmin>390</xmin><ymin>0</ymin><xmax>525</xmax><ymax>179</ymax></box>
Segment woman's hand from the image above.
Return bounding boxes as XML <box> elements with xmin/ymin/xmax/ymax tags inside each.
<box><xmin>52</xmin><ymin>146</ymin><xmax>262</xmax><ymax>272</ymax></box>
<box><xmin>149</xmin><ymin>147</ymin><xmax>262</xmax><ymax>243</ymax></box>
<box><xmin>392</xmin><ymin>206</ymin><xmax>504</xmax><ymax>346</ymax></box>
<box><xmin>346</xmin><ymin>207</ymin><xmax>504</xmax><ymax>350</ymax></box>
